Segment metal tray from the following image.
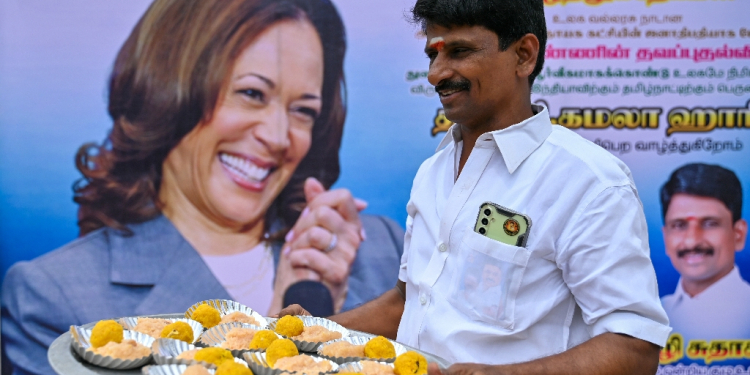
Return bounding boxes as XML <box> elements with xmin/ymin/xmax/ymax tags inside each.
<box><xmin>47</xmin><ymin>314</ymin><xmax>451</xmax><ymax>374</ymax></box>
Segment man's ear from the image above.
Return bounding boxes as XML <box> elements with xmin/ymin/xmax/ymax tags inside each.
<box><xmin>734</xmin><ymin>218</ymin><xmax>748</xmax><ymax>252</ymax></box>
<box><xmin>514</xmin><ymin>33</ymin><xmax>540</xmax><ymax>79</ymax></box>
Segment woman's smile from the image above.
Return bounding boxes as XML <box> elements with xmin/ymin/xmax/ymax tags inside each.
<box><xmin>218</xmin><ymin>152</ymin><xmax>276</xmax><ymax>192</ymax></box>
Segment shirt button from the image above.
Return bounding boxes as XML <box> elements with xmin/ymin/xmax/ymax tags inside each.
<box><xmin>438</xmin><ymin>243</ymin><xmax>447</xmax><ymax>252</ymax></box>
<box><xmin>420</xmin><ymin>295</ymin><xmax>427</xmax><ymax>305</ymax></box>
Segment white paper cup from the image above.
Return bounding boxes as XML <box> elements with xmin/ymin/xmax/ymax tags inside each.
<box><xmin>185</xmin><ymin>300</ymin><xmax>268</xmax><ymax>328</ymax></box>
<box><xmin>141</xmin><ymin>363</ymin><xmax>216</xmax><ymax>375</ymax></box>
<box><xmin>120</xmin><ymin>316</ymin><xmax>204</xmax><ymax>344</ymax></box>
<box><xmin>70</xmin><ymin>325</ymin><xmax>154</xmax><ymax>370</ymax></box>
<box><xmin>317</xmin><ymin>336</ymin><xmax>406</xmax><ymax>364</ymax></box>
<box><xmin>270</xmin><ymin>316</ymin><xmax>349</xmax><ymax>352</ymax></box>
<box><xmin>243</xmin><ymin>352</ymin><xmax>338</xmax><ymax>375</ymax></box>
<box><xmin>198</xmin><ymin>322</ymin><xmax>275</xmax><ymax>356</ymax></box>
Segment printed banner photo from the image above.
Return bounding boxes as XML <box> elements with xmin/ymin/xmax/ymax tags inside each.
<box><xmin>0</xmin><ymin>0</ymin><xmax>749</xmax><ymax>374</ymax></box>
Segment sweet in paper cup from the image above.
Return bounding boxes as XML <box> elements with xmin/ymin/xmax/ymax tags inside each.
<box><xmin>151</xmin><ymin>338</ymin><xmax>248</xmax><ymax>369</ymax></box>
<box><xmin>185</xmin><ymin>299</ymin><xmax>268</xmax><ymax>328</ymax></box>
<box><xmin>70</xmin><ymin>325</ymin><xmax>154</xmax><ymax>370</ymax></box>
<box><xmin>151</xmin><ymin>338</ymin><xmax>201</xmax><ymax>366</ymax></box>
<box><xmin>269</xmin><ymin>316</ymin><xmax>349</xmax><ymax>352</ymax></box>
<box><xmin>338</xmin><ymin>360</ymin><xmax>395</xmax><ymax>374</ymax></box>
<box><xmin>243</xmin><ymin>352</ymin><xmax>338</xmax><ymax>375</ymax></box>
<box><xmin>120</xmin><ymin>316</ymin><xmax>204</xmax><ymax>344</ymax></box>
<box><xmin>141</xmin><ymin>363</ymin><xmax>216</xmax><ymax>374</ymax></box>
<box><xmin>317</xmin><ymin>336</ymin><xmax>407</xmax><ymax>364</ymax></box>
<box><xmin>198</xmin><ymin>322</ymin><xmax>275</xmax><ymax>356</ymax></box>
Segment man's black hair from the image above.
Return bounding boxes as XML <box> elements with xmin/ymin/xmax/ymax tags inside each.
<box><xmin>410</xmin><ymin>0</ymin><xmax>547</xmax><ymax>86</ymax></box>
<box><xmin>660</xmin><ymin>163</ymin><xmax>743</xmax><ymax>223</ymax></box>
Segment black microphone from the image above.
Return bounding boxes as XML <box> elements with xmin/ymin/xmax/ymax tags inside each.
<box><xmin>282</xmin><ymin>281</ymin><xmax>334</xmax><ymax>317</ymax></box>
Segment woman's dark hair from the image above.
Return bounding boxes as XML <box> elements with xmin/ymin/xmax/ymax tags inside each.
<box><xmin>410</xmin><ymin>0</ymin><xmax>546</xmax><ymax>86</ymax></box>
<box><xmin>74</xmin><ymin>0</ymin><xmax>346</xmax><ymax>236</ymax></box>
<box><xmin>660</xmin><ymin>163</ymin><xmax>743</xmax><ymax>223</ymax></box>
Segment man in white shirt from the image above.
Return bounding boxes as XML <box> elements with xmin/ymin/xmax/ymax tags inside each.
<box><xmin>660</xmin><ymin>163</ymin><xmax>750</xmax><ymax>342</ymax></box>
<box><xmin>281</xmin><ymin>0</ymin><xmax>669</xmax><ymax>373</ymax></box>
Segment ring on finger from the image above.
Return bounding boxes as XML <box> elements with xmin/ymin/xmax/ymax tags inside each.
<box><xmin>323</xmin><ymin>233</ymin><xmax>338</xmax><ymax>253</ymax></box>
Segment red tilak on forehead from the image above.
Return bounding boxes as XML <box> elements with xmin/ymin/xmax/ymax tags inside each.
<box><xmin>429</xmin><ymin>37</ymin><xmax>445</xmax><ymax>51</ymax></box>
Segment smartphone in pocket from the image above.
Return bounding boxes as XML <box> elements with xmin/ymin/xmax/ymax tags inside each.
<box><xmin>474</xmin><ymin>202</ymin><xmax>532</xmax><ymax>247</ymax></box>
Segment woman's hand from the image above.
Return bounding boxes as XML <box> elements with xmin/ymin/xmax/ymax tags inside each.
<box><xmin>268</xmin><ymin>244</ymin><xmax>321</xmax><ymax>315</ymax></box>
<box><xmin>284</xmin><ymin>177</ymin><xmax>366</xmax><ymax>313</ymax></box>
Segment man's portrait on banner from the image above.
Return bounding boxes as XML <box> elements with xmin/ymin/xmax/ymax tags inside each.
<box><xmin>660</xmin><ymin>163</ymin><xmax>750</xmax><ymax>343</ymax></box>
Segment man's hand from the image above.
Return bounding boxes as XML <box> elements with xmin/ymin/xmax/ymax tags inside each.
<box><xmin>428</xmin><ymin>363</ymin><xmax>496</xmax><ymax>375</ymax></box>
<box><xmin>280</xmin><ymin>282</ymin><xmax>406</xmax><ymax>340</ymax></box>
<box><xmin>272</xmin><ymin>304</ymin><xmax>311</xmax><ymax>318</ymax></box>
<box><xmin>427</xmin><ymin>333</ymin><xmax>659</xmax><ymax>375</ymax></box>
<box><xmin>285</xmin><ymin>177</ymin><xmax>366</xmax><ymax>312</ymax></box>
<box><xmin>325</xmin><ymin>283</ymin><xmax>406</xmax><ymax>339</ymax></box>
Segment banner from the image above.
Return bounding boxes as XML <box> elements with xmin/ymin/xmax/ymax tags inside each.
<box><xmin>1</xmin><ymin>0</ymin><xmax>749</xmax><ymax>372</ymax></box>
<box><xmin>535</xmin><ymin>1</ymin><xmax>750</xmax><ymax>370</ymax></box>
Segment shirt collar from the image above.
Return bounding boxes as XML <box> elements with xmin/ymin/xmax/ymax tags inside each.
<box><xmin>672</xmin><ymin>278</ymin><xmax>688</xmax><ymax>301</ymax></box>
<box><xmin>674</xmin><ymin>266</ymin><xmax>742</xmax><ymax>300</ymax></box>
<box><xmin>435</xmin><ymin>104</ymin><xmax>553</xmax><ymax>174</ymax></box>
<box><xmin>436</xmin><ymin>123</ymin><xmax>461</xmax><ymax>151</ymax></box>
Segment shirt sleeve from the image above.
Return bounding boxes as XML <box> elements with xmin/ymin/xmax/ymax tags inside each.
<box><xmin>398</xmin><ymin>200</ymin><xmax>416</xmax><ymax>283</ymax></box>
<box><xmin>1</xmin><ymin>261</ymin><xmax>78</xmax><ymax>375</ymax></box>
<box><xmin>556</xmin><ymin>185</ymin><xmax>671</xmax><ymax>347</ymax></box>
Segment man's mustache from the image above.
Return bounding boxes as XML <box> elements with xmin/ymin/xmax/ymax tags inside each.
<box><xmin>435</xmin><ymin>78</ymin><xmax>471</xmax><ymax>94</ymax></box>
<box><xmin>676</xmin><ymin>246</ymin><xmax>714</xmax><ymax>258</ymax></box>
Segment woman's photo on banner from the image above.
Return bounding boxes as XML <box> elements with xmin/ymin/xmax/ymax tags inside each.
<box><xmin>0</xmin><ymin>1</ymin><xmax>404</xmax><ymax>374</ymax></box>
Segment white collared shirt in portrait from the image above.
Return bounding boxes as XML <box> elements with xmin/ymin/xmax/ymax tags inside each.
<box><xmin>396</xmin><ymin>105</ymin><xmax>671</xmax><ymax>365</ymax></box>
<box><xmin>662</xmin><ymin>266</ymin><xmax>750</xmax><ymax>342</ymax></box>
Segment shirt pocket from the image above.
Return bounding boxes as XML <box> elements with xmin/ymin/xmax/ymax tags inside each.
<box><xmin>448</xmin><ymin>229</ymin><xmax>531</xmax><ymax>330</ymax></box>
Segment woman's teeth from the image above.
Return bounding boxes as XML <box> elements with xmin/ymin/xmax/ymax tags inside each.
<box><xmin>219</xmin><ymin>153</ymin><xmax>270</xmax><ymax>182</ymax></box>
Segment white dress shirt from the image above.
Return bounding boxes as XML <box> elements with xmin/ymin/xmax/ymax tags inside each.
<box><xmin>396</xmin><ymin>105</ymin><xmax>670</xmax><ymax>365</ymax></box>
<box><xmin>661</xmin><ymin>266</ymin><xmax>750</xmax><ymax>342</ymax></box>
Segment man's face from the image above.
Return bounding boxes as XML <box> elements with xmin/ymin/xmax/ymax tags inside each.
<box><xmin>424</xmin><ymin>24</ymin><xmax>520</xmax><ymax>130</ymax></box>
<box><xmin>663</xmin><ymin>193</ymin><xmax>747</xmax><ymax>286</ymax></box>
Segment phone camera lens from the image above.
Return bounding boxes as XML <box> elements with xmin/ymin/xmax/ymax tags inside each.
<box><xmin>484</xmin><ymin>209</ymin><xmax>491</xmax><ymax>216</ymax></box>
<box><xmin>479</xmin><ymin>227</ymin><xmax>486</xmax><ymax>234</ymax></box>
<box><xmin>481</xmin><ymin>218</ymin><xmax>488</xmax><ymax>225</ymax></box>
